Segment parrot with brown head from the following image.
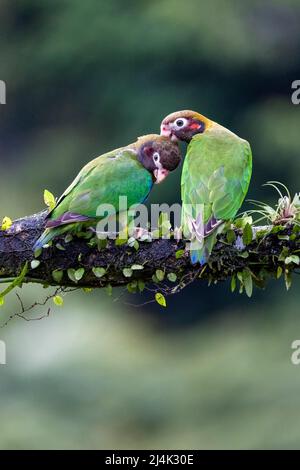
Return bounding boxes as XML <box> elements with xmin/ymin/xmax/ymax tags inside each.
<box><xmin>161</xmin><ymin>110</ymin><xmax>252</xmax><ymax>264</ymax></box>
<box><xmin>34</xmin><ymin>135</ymin><xmax>181</xmax><ymax>249</ymax></box>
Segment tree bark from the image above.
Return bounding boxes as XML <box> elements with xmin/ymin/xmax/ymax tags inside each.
<box><xmin>0</xmin><ymin>211</ymin><xmax>299</xmax><ymax>289</ymax></box>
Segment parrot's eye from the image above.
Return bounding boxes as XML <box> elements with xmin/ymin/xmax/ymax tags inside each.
<box><xmin>174</xmin><ymin>118</ymin><xmax>188</xmax><ymax>129</ymax></box>
<box><xmin>153</xmin><ymin>152</ymin><xmax>160</xmax><ymax>163</ymax></box>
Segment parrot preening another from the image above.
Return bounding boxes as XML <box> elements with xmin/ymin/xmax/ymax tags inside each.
<box><xmin>33</xmin><ymin>135</ymin><xmax>181</xmax><ymax>250</ymax></box>
<box><xmin>160</xmin><ymin>110</ymin><xmax>252</xmax><ymax>265</ymax></box>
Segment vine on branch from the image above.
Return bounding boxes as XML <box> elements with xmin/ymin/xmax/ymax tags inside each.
<box><xmin>0</xmin><ymin>183</ymin><xmax>299</xmax><ymax>318</ymax></box>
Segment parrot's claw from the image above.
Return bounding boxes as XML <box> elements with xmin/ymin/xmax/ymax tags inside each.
<box><xmin>131</xmin><ymin>227</ymin><xmax>152</xmax><ymax>241</ymax></box>
<box><xmin>88</xmin><ymin>226</ymin><xmax>119</xmax><ymax>239</ymax></box>
<box><xmin>173</xmin><ymin>226</ymin><xmax>183</xmax><ymax>242</ymax></box>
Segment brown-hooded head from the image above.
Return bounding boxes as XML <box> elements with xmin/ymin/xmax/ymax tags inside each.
<box><xmin>136</xmin><ymin>134</ymin><xmax>181</xmax><ymax>184</ymax></box>
<box><xmin>160</xmin><ymin>110</ymin><xmax>213</xmax><ymax>143</ymax></box>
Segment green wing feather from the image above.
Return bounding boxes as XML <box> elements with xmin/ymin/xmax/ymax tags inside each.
<box><xmin>50</xmin><ymin>148</ymin><xmax>153</xmax><ymax>220</ymax></box>
<box><xmin>181</xmin><ymin>125</ymin><xmax>252</xmax><ymax>263</ymax></box>
<box><xmin>34</xmin><ymin>147</ymin><xmax>153</xmax><ymax>249</ymax></box>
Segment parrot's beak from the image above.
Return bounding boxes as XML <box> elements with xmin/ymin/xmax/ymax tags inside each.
<box><xmin>160</xmin><ymin>124</ymin><xmax>178</xmax><ymax>142</ymax></box>
<box><xmin>160</xmin><ymin>124</ymin><xmax>171</xmax><ymax>138</ymax></box>
<box><xmin>154</xmin><ymin>168</ymin><xmax>170</xmax><ymax>184</ymax></box>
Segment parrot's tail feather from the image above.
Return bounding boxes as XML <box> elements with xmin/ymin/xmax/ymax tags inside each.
<box><xmin>33</xmin><ymin>229</ymin><xmax>55</xmax><ymax>251</ymax></box>
<box><xmin>33</xmin><ymin>226</ymin><xmax>70</xmax><ymax>251</ymax></box>
<box><xmin>190</xmin><ymin>248</ymin><xmax>208</xmax><ymax>265</ymax></box>
<box><xmin>188</xmin><ymin>239</ymin><xmax>208</xmax><ymax>266</ymax></box>
<box><xmin>189</xmin><ymin>226</ymin><xmax>223</xmax><ymax>265</ymax></box>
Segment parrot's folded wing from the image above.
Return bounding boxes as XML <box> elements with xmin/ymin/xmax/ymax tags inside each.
<box><xmin>46</xmin><ymin>212</ymin><xmax>91</xmax><ymax>228</ymax></box>
<box><xmin>46</xmin><ymin>150</ymin><xmax>153</xmax><ymax>224</ymax></box>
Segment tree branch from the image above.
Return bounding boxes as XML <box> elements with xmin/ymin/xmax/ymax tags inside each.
<box><xmin>0</xmin><ymin>211</ymin><xmax>299</xmax><ymax>290</ymax></box>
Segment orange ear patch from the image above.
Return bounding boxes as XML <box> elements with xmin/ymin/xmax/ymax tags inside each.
<box><xmin>189</xmin><ymin>122</ymin><xmax>201</xmax><ymax>130</ymax></box>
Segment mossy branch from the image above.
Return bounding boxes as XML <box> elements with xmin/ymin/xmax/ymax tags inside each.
<box><xmin>0</xmin><ymin>211</ymin><xmax>299</xmax><ymax>296</ymax></box>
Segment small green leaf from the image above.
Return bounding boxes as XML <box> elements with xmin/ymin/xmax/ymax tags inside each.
<box><xmin>242</xmin><ymin>223</ymin><xmax>253</xmax><ymax>246</ymax></box>
<box><xmin>74</xmin><ymin>268</ymin><xmax>85</xmax><ymax>281</ymax></box>
<box><xmin>277</xmin><ymin>266</ymin><xmax>283</xmax><ymax>279</ymax></box>
<box><xmin>278</xmin><ymin>235</ymin><xmax>290</xmax><ymax>241</ymax></box>
<box><xmin>56</xmin><ymin>243</ymin><xmax>66</xmax><ymax>251</ymax></box>
<box><xmin>175</xmin><ymin>249</ymin><xmax>184</xmax><ymax>259</ymax></box>
<box><xmin>138</xmin><ymin>280</ymin><xmax>145</xmax><ymax>292</ymax></box>
<box><xmin>131</xmin><ymin>264</ymin><xmax>144</xmax><ymax>270</ymax></box>
<box><xmin>279</xmin><ymin>247</ymin><xmax>290</xmax><ymax>261</ymax></box>
<box><xmin>226</xmin><ymin>229</ymin><xmax>236</xmax><ymax>244</ymax></box>
<box><xmin>52</xmin><ymin>270</ymin><xmax>63</xmax><ymax>283</ymax></box>
<box><xmin>285</xmin><ymin>255</ymin><xmax>300</xmax><ymax>265</ymax></box>
<box><xmin>285</xmin><ymin>270</ymin><xmax>292</xmax><ymax>291</ymax></box>
<box><xmin>158</xmin><ymin>212</ymin><xmax>172</xmax><ymax>237</ymax></box>
<box><xmin>152</xmin><ymin>274</ymin><xmax>159</xmax><ymax>283</ymax></box>
<box><xmin>67</xmin><ymin>269</ymin><xmax>77</xmax><ymax>283</ymax></box>
<box><xmin>234</xmin><ymin>216</ymin><xmax>253</xmax><ymax>229</ymax></box>
<box><xmin>83</xmin><ymin>287</ymin><xmax>93</xmax><ymax>293</ymax></box>
<box><xmin>44</xmin><ymin>189</ymin><xmax>56</xmax><ymax>210</ymax></box>
<box><xmin>64</xmin><ymin>233</ymin><xmax>73</xmax><ymax>243</ymax></box>
<box><xmin>242</xmin><ymin>270</ymin><xmax>253</xmax><ymax>298</ymax></box>
<box><xmin>92</xmin><ymin>267</ymin><xmax>106</xmax><ymax>278</ymax></box>
<box><xmin>34</xmin><ymin>248</ymin><xmax>42</xmax><ymax>259</ymax></box>
<box><xmin>234</xmin><ymin>218</ymin><xmax>243</xmax><ymax>229</ymax></box>
<box><xmin>115</xmin><ymin>236</ymin><xmax>127</xmax><ymax>246</ymax></box>
<box><xmin>231</xmin><ymin>275</ymin><xmax>236</xmax><ymax>293</ymax></box>
<box><xmin>271</xmin><ymin>225</ymin><xmax>285</xmax><ymax>234</ymax></box>
<box><xmin>127</xmin><ymin>237</ymin><xmax>136</xmax><ymax>247</ymax></box>
<box><xmin>127</xmin><ymin>238</ymin><xmax>139</xmax><ymax>250</ymax></box>
<box><xmin>156</xmin><ymin>269</ymin><xmax>165</xmax><ymax>281</ymax></box>
<box><xmin>1</xmin><ymin>216</ymin><xmax>12</xmax><ymax>231</ymax></box>
<box><xmin>255</xmin><ymin>230</ymin><xmax>268</xmax><ymax>240</ymax></box>
<box><xmin>155</xmin><ymin>292</ymin><xmax>167</xmax><ymax>307</ymax></box>
<box><xmin>105</xmin><ymin>284</ymin><xmax>112</xmax><ymax>296</ymax></box>
<box><xmin>167</xmin><ymin>272</ymin><xmax>177</xmax><ymax>282</ymax></box>
<box><xmin>30</xmin><ymin>260</ymin><xmax>40</xmax><ymax>270</ymax></box>
<box><xmin>127</xmin><ymin>281</ymin><xmax>137</xmax><ymax>293</ymax></box>
<box><xmin>97</xmin><ymin>239</ymin><xmax>108</xmax><ymax>250</ymax></box>
<box><xmin>53</xmin><ymin>295</ymin><xmax>64</xmax><ymax>306</ymax></box>
<box><xmin>0</xmin><ymin>262</ymin><xmax>29</xmax><ymax>307</ymax></box>
<box><xmin>123</xmin><ymin>268</ymin><xmax>133</xmax><ymax>278</ymax></box>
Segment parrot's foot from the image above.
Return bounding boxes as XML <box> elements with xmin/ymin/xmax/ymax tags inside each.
<box><xmin>131</xmin><ymin>227</ymin><xmax>152</xmax><ymax>241</ymax></box>
<box><xmin>88</xmin><ymin>226</ymin><xmax>119</xmax><ymax>239</ymax></box>
<box><xmin>173</xmin><ymin>226</ymin><xmax>183</xmax><ymax>242</ymax></box>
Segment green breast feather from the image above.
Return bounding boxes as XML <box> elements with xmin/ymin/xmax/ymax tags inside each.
<box><xmin>181</xmin><ymin>125</ymin><xmax>252</xmax><ymax>263</ymax></box>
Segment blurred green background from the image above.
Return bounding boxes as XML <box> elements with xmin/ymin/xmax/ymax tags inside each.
<box><xmin>0</xmin><ymin>0</ymin><xmax>300</xmax><ymax>449</ymax></box>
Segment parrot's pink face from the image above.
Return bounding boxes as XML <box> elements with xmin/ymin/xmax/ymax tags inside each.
<box><xmin>160</xmin><ymin>110</ymin><xmax>211</xmax><ymax>143</ymax></box>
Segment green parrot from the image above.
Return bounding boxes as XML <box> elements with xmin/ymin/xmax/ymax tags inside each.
<box><xmin>34</xmin><ymin>134</ymin><xmax>181</xmax><ymax>250</ymax></box>
<box><xmin>160</xmin><ymin>110</ymin><xmax>252</xmax><ymax>264</ymax></box>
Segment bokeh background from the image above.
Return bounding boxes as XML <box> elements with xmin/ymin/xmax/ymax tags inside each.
<box><xmin>0</xmin><ymin>0</ymin><xmax>300</xmax><ymax>449</ymax></box>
